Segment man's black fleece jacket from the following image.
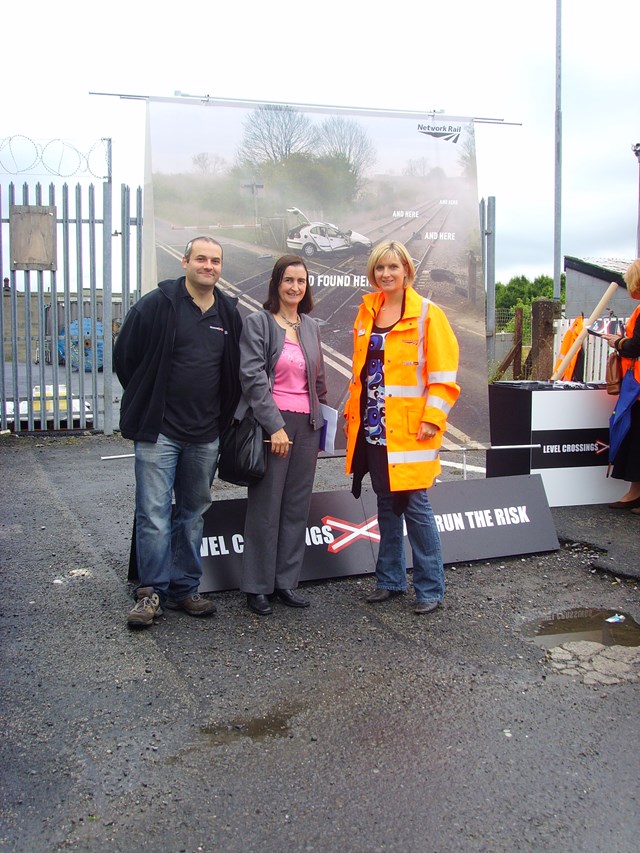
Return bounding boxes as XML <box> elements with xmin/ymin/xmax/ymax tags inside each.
<box><xmin>114</xmin><ymin>277</ymin><xmax>242</xmax><ymax>442</ymax></box>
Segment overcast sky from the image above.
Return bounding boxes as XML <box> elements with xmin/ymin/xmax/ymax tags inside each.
<box><xmin>1</xmin><ymin>0</ymin><xmax>638</xmax><ymax>283</ymax></box>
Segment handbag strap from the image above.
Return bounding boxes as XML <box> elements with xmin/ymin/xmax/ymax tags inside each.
<box><xmin>264</xmin><ymin>310</ymin><xmax>277</xmax><ymax>381</ymax></box>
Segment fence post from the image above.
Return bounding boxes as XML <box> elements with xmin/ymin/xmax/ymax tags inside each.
<box><xmin>102</xmin><ymin>180</ymin><xmax>113</xmax><ymax>435</ymax></box>
<box><xmin>484</xmin><ymin>197</ymin><xmax>496</xmax><ymax>367</ymax></box>
<box><xmin>513</xmin><ymin>306</ymin><xmax>523</xmax><ymax>379</ymax></box>
<box><xmin>529</xmin><ymin>299</ymin><xmax>559</xmax><ymax>379</ymax></box>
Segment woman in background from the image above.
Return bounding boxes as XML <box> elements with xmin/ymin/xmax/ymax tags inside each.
<box><xmin>238</xmin><ymin>255</ymin><xmax>327</xmax><ymax>614</ymax></box>
<box><xmin>343</xmin><ymin>240</ymin><xmax>460</xmax><ymax>614</ymax></box>
<box><xmin>602</xmin><ymin>258</ymin><xmax>640</xmax><ymax>513</ymax></box>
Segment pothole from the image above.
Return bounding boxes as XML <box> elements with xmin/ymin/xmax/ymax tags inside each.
<box><xmin>521</xmin><ymin>608</ymin><xmax>640</xmax><ymax>649</ymax></box>
<box><xmin>522</xmin><ymin>608</ymin><xmax>640</xmax><ymax>686</ymax></box>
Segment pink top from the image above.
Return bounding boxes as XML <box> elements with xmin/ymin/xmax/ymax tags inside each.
<box><xmin>272</xmin><ymin>339</ymin><xmax>310</xmax><ymax>414</ymax></box>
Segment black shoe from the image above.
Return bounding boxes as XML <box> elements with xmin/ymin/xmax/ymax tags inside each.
<box><xmin>276</xmin><ymin>588</ymin><xmax>310</xmax><ymax>608</ymax></box>
<box><xmin>247</xmin><ymin>594</ymin><xmax>272</xmax><ymax>615</ymax></box>
<box><xmin>608</xmin><ymin>496</ymin><xmax>640</xmax><ymax>509</ymax></box>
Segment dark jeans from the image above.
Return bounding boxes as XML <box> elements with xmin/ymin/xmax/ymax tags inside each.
<box><xmin>366</xmin><ymin>442</ymin><xmax>445</xmax><ymax>603</ymax></box>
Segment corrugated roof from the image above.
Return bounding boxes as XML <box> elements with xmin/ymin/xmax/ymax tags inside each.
<box><xmin>564</xmin><ymin>256</ymin><xmax>632</xmax><ymax>287</ymax></box>
<box><xmin>565</xmin><ymin>256</ymin><xmax>632</xmax><ymax>275</ymax></box>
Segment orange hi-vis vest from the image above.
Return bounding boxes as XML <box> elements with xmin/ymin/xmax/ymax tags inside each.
<box><xmin>344</xmin><ymin>286</ymin><xmax>460</xmax><ymax>492</ymax></box>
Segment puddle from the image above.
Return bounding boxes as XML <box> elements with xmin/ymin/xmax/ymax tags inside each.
<box><xmin>521</xmin><ymin>608</ymin><xmax>640</xmax><ymax>650</ymax></box>
<box><xmin>200</xmin><ymin>704</ymin><xmax>305</xmax><ymax>746</ymax></box>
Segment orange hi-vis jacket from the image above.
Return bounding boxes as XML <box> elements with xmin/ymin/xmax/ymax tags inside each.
<box><xmin>553</xmin><ymin>316</ymin><xmax>584</xmax><ymax>380</ymax></box>
<box><xmin>344</xmin><ymin>286</ymin><xmax>460</xmax><ymax>492</ymax></box>
<box><xmin>621</xmin><ymin>304</ymin><xmax>640</xmax><ymax>384</ymax></box>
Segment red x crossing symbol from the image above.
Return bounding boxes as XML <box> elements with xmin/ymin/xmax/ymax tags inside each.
<box><xmin>322</xmin><ymin>514</ymin><xmax>380</xmax><ymax>553</ymax></box>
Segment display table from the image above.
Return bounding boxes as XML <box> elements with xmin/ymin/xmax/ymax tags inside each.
<box><xmin>487</xmin><ymin>381</ymin><xmax>621</xmax><ymax>506</ymax></box>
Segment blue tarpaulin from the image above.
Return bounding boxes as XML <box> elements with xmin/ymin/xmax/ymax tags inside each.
<box><xmin>58</xmin><ymin>318</ymin><xmax>104</xmax><ymax>372</ymax></box>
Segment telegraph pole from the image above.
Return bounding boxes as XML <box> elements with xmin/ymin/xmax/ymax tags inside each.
<box><xmin>553</xmin><ymin>0</ymin><xmax>562</xmax><ymax>300</ymax></box>
<box><xmin>633</xmin><ymin>143</ymin><xmax>640</xmax><ymax>258</ymax></box>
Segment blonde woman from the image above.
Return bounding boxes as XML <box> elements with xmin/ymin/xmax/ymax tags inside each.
<box><xmin>343</xmin><ymin>241</ymin><xmax>460</xmax><ymax>614</ymax></box>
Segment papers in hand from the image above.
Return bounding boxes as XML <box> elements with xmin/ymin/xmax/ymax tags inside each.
<box><xmin>319</xmin><ymin>404</ymin><xmax>338</xmax><ymax>454</ymax></box>
<box><xmin>586</xmin><ymin>317</ymin><xmax>625</xmax><ymax>337</ymax></box>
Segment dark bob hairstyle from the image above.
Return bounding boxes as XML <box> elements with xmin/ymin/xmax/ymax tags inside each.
<box><xmin>263</xmin><ymin>254</ymin><xmax>314</xmax><ymax>315</ymax></box>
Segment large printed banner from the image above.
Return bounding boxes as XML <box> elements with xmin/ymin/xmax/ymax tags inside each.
<box><xmin>145</xmin><ymin>97</ymin><xmax>489</xmax><ymax>448</ymax></box>
<box><xmin>128</xmin><ymin>475</ymin><xmax>559</xmax><ymax>592</ymax></box>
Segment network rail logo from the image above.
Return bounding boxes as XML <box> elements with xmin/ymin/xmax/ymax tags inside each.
<box><xmin>417</xmin><ymin>124</ymin><xmax>462</xmax><ymax>143</ymax></box>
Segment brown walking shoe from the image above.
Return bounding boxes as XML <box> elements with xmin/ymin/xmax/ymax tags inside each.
<box><xmin>127</xmin><ymin>587</ymin><xmax>163</xmax><ymax>629</ymax></box>
<box><xmin>415</xmin><ymin>601</ymin><xmax>441</xmax><ymax>615</ymax></box>
<box><xmin>166</xmin><ymin>594</ymin><xmax>216</xmax><ymax>617</ymax></box>
<box><xmin>365</xmin><ymin>588</ymin><xmax>403</xmax><ymax>603</ymax></box>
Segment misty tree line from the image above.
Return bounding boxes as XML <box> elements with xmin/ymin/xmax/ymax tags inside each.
<box><xmin>190</xmin><ymin>104</ymin><xmax>476</xmax><ymax>210</ymax></box>
<box><xmin>192</xmin><ymin>104</ymin><xmax>376</xmax><ymax>208</ymax></box>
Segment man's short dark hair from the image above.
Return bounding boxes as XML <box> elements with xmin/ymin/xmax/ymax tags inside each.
<box><xmin>183</xmin><ymin>236</ymin><xmax>223</xmax><ymax>262</ymax></box>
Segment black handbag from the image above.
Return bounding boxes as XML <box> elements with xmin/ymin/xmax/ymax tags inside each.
<box><xmin>217</xmin><ymin>413</ymin><xmax>267</xmax><ymax>486</ymax></box>
<box><xmin>218</xmin><ymin>312</ymin><xmax>275</xmax><ymax>486</ymax></box>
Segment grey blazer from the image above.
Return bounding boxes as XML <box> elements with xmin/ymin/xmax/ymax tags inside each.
<box><xmin>235</xmin><ymin>310</ymin><xmax>327</xmax><ymax>435</ymax></box>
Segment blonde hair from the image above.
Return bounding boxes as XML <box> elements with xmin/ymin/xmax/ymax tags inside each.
<box><xmin>367</xmin><ymin>241</ymin><xmax>415</xmax><ymax>289</ymax></box>
<box><xmin>624</xmin><ymin>259</ymin><xmax>640</xmax><ymax>297</ymax></box>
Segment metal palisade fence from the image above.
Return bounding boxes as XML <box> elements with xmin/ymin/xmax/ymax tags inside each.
<box><xmin>0</xmin><ymin>180</ymin><xmax>142</xmax><ymax>434</ymax></box>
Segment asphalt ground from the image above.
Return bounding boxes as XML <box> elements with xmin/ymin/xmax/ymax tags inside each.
<box><xmin>1</xmin><ymin>433</ymin><xmax>639</xmax><ymax>853</ymax></box>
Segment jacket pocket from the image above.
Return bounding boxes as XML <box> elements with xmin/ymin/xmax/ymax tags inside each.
<box><xmin>406</xmin><ymin>405</ymin><xmax>424</xmax><ymax>435</ymax></box>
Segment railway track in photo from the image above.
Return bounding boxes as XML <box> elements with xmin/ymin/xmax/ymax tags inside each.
<box><xmin>155</xmin><ymin>213</ymin><xmax>488</xmax><ymax>452</ymax></box>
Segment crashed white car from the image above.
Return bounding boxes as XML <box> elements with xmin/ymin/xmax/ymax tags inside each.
<box><xmin>286</xmin><ymin>208</ymin><xmax>371</xmax><ymax>258</ymax></box>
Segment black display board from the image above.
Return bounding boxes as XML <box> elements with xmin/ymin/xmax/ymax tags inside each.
<box><xmin>129</xmin><ymin>474</ymin><xmax>558</xmax><ymax>592</ymax></box>
<box><xmin>486</xmin><ymin>381</ymin><xmax>620</xmax><ymax>506</ymax></box>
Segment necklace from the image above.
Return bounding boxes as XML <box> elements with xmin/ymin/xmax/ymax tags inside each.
<box><xmin>378</xmin><ymin>293</ymin><xmax>404</xmax><ymax>316</ymax></box>
<box><xmin>279</xmin><ymin>312</ymin><xmax>301</xmax><ymax>331</ymax></box>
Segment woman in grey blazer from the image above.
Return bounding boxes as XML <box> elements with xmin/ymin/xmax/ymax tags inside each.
<box><xmin>238</xmin><ymin>255</ymin><xmax>328</xmax><ymax>614</ymax></box>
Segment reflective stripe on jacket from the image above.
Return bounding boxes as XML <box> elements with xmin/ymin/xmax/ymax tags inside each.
<box><xmin>344</xmin><ymin>286</ymin><xmax>460</xmax><ymax>491</ymax></box>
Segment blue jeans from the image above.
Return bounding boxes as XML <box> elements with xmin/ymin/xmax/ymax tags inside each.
<box><xmin>374</xmin><ymin>489</ymin><xmax>445</xmax><ymax>604</ymax></box>
<box><xmin>134</xmin><ymin>433</ymin><xmax>219</xmax><ymax>604</ymax></box>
